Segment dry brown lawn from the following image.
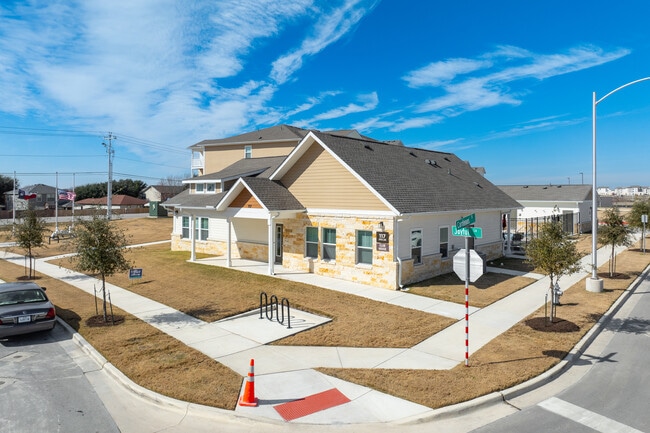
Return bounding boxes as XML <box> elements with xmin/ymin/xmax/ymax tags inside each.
<box><xmin>408</xmin><ymin>272</ymin><xmax>536</xmax><ymax>308</ymax></box>
<box><xmin>52</xmin><ymin>243</ymin><xmax>456</xmax><ymax>348</ymax></box>
<box><xmin>319</xmin><ymin>242</ymin><xmax>650</xmax><ymax>409</ymax></box>
<box><xmin>2</xmin><ymin>216</ymin><xmax>648</xmax><ymax>410</ymax></box>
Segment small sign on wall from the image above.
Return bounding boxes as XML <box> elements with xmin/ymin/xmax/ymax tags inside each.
<box><xmin>377</xmin><ymin>231</ymin><xmax>389</xmax><ymax>251</ymax></box>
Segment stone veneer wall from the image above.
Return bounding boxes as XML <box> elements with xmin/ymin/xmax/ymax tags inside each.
<box><xmin>280</xmin><ymin>214</ymin><xmax>398</xmax><ymax>290</ymax></box>
<box><xmin>171</xmin><ymin>223</ymin><xmax>506</xmax><ymax>291</ymax></box>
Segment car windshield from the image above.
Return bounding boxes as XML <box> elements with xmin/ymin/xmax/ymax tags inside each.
<box><xmin>0</xmin><ymin>289</ymin><xmax>47</xmax><ymax>306</ymax></box>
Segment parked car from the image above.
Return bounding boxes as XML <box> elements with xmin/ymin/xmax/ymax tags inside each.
<box><xmin>0</xmin><ymin>282</ymin><xmax>56</xmax><ymax>338</ymax></box>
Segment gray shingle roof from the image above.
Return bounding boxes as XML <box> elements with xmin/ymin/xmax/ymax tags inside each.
<box><xmin>163</xmin><ymin>189</ymin><xmax>226</xmax><ymax>209</ymax></box>
<box><xmin>498</xmin><ymin>184</ymin><xmax>593</xmax><ymax>202</ymax></box>
<box><xmin>190</xmin><ymin>156</ymin><xmax>286</xmax><ymax>181</ymax></box>
<box><xmin>310</xmin><ymin>131</ymin><xmax>521</xmax><ymax>214</ymax></box>
<box><xmin>242</xmin><ymin>177</ymin><xmax>304</xmax><ymax>211</ymax></box>
<box><xmin>191</xmin><ymin>124</ymin><xmax>308</xmax><ymax>148</ymax></box>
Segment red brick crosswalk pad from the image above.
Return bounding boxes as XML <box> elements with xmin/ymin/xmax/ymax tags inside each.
<box><xmin>274</xmin><ymin>388</ymin><xmax>351</xmax><ymax>421</ymax></box>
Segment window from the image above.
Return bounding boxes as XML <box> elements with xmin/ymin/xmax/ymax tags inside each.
<box><xmin>439</xmin><ymin>226</ymin><xmax>449</xmax><ymax>258</ymax></box>
<box><xmin>244</xmin><ymin>145</ymin><xmax>252</xmax><ymax>159</ymax></box>
<box><xmin>411</xmin><ymin>229</ymin><xmax>422</xmax><ymax>264</ymax></box>
<box><xmin>206</xmin><ymin>183</ymin><xmax>215</xmax><ymax>192</ymax></box>
<box><xmin>196</xmin><ymin>217</ymin><xmax>209</xmax><ymax>240</ymax></box>
<box><xmin>356</xmin><ymin>230</ymin><xmax>373</xmax><ymax>265</ymax></box>
<box><xmin>322</xmin><ymin>228</ymin><xmax>336</xmax><ymax>260</ymax></box>
<box><xmin>181</xmin><ymin>216</ymin><xmax>190</xmax><ymax>238</ymax></box>
<box><xmin>305</xmin><ymin>227</ymin><xmax>318</xmax><ymax>258</ymax></box>
<box><xmin>181</xmin><ymin>217</ymin><xmax>208</xmax><ymax>240</ymax></box>
<box><xmin>196</xmin><ymin>183</ymin><xmax>204</xmax><ymax>193</ymax></box>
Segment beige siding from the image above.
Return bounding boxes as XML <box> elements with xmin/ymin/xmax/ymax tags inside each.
<box><xmin>230</xmin><ymin>190</ymin><xmax>262</xmax><ymax>209</ymax></box>
<box><xmin>204</xmin><ymin>142</ymin><xmax>296</xmax><ymax>174</ymax></box>
<box><xmin>281</xmin><ymin>144</ymin><xmax>389</xmax><ymax>211</ymax></box>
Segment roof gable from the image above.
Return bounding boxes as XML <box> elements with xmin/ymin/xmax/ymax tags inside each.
<box><xmin>216</xmin><ymin>177</ymin><xmax>303</xmax><ymax>212</ymax></box>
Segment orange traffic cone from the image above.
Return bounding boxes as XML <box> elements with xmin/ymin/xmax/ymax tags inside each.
<box><xmin>238</xmin><ymin>358</ymin><xmax>258</xmax><ymax>407</ymax></box>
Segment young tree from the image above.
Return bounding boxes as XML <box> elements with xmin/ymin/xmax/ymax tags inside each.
<box><xmin>598</xmin><ymin>208</ymin><xmax>634</xmax><ymax>277</ymax></box>
<box><xmin>13</xmin><ymin>210</ymin><xmax>47</xmax><ymax>279</ymax></box>
<box><xmin>0</xmin><ymin>174</ymin><xmax>16</xmax><ymax>207</ymax></box>
<box><xmin>525</xmin><ymin>221</ymin><xmax>584</xmax><ymax>322</ymax></box>
<box><xmin>626</xmin><ymin>197</ymin><xmax>650</xmax><ymax>231</ymax></box>
<box><xmin>71</xmin><ymin>214</ymin><xmax>132</xmax><ymax>322</ymax></box>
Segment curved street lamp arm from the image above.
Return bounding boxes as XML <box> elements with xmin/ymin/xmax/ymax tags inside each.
<box><xmin>596</xmin><ymin>77</ymin><xmax>650</xmax><ymax>105</ymax></box>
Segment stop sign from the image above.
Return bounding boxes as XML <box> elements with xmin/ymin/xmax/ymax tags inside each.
<box><xmin>453</xmin><ymin>249</ymin><xmax>485</xmax><ymax>282</ymax></box>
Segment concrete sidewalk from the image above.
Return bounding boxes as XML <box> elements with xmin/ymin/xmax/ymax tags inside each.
<box><xmin>0</xmin><ymin>237</ymin><xmax>636</xmax><ymax>427</ymax></box>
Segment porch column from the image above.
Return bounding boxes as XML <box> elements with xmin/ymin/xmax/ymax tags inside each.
<box><xmin>506</xmin><ymin>212</ymin><xmax>512</xmax><ymax>256</ymax></box>
<box><xmin>190</xmin><ymin>214</ymin><xmax>196</xmax><ymax>262</ymax></box>
<box><xmin>268</xmin><ymin>214</ymin><xmax>275</xmax><ymax>275</ymax></box>
<box><xmin>226</xmin><ymin>217</ymin><xmax>232</xmax><ymax>267</ymax></box>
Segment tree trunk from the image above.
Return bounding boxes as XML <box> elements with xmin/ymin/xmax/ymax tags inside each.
<box><xmin>102</xmin><ymin>274</ymin><xmax>108</xmax><ymax>322</ymax></box>
<box><xmin>549</xmin><ymin>280</ymin><xmax>556</xmax><ymax>322</ymax></box>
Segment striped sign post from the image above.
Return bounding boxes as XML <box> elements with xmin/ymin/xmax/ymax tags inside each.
<box><xmin>464</xmin><ymin>238</ymin><xmax>470</xmax><ymax>367</ymax></box>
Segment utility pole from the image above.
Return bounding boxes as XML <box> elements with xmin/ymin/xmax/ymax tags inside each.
<box><xmin>103</xmin><ymin>132</ymin><xmax>116</xmax><ymax>220</ymax></box>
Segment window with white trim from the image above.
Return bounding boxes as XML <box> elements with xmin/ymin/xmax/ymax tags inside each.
<box><xmin>439</xmin><ymin>226</ymin><xmax>449</xmax><ymax>258</ymax></box>
<box><xmin>206</xmin><ymin>183</ymin><xmax>215</xmax><ymax>192</ymax></box>
<box><xmin>195</xmin><ymin>183</ymin><xmax>204</xmax><ymax>193</ymax></box>
<box><xmin>196</xmin><ymin>217</ymin><xmax>209</xmax><ymax>240</ymax></box>
<box><xmin>244</xmin><ymin>145</ymin><xmax>252</xmax><ymax>159</ymax></box>
<box><xmin>356</xmin><ymin>230</ymin><xmax>373</xmax><ymax>265</ymax></box>
<box><xmin>305</xmin><ymin>227</ymin><xmax>318</xmax><ymax>258</ymax></box>
<box><xmin>181</xmin><ymin>217</ymin><xmax>209</xmax><ymax>240</ymax></box>
<box><xmin>182</xmin><ymin>216</ymin><xmax>190</xmax><ymax>238</ymax></box>
<box><xmin>322</xmin><ymin>228</ymin><xmax>336</xmax><ymax>260</ymax></box>
<box><xmin>411</xmin><ymin>229</ymin><xmax>422</xmax><ymax>264</ymax></box>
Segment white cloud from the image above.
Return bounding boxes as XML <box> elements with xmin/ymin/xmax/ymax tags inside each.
<box><xmin>297</xmin><ymin>92</ymin><xmax>379</xmax><ymax>125</ymax></box>
<box><xmin>404</xmin><ymin>58</ymin><xmax>491</xmax><ymax>88</ymax></box>
<box><xmin>270</xmin><ymin>0</ymin><xmax>380</xmax><ymax>84</ymax></box>
<box><xmin>408</xmin><ymin>45</ymin><xmax>630</xmax><ymax>117</ymax></box>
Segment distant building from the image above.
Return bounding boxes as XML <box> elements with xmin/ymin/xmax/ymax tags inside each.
<box><xmin>75</xmin><ymin>194</ymin><xmax>148</xmax><ymax>211</ymax></box>
<box><xmin>141</xmin><ymin>185</ymin><xmax>187</xmax><ymax>203</ymax></box>
<box><xmin>3</xmin><ymin>184</ymin><xmax>67</xmax><ymax>211</ymax></box>
<box><xmin>498</xmin><ymin>184</ymin><xmax>594</xmax><ymax>234</ymax></box>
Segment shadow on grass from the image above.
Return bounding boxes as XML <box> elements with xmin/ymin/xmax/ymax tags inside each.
<box><xmin>56</xmin><ymin>307</ymin><xmax>82</xmax><ymax>331</ymax></box>
<box><xmin>481</xmin><ymin>349</ymin><xmax>567</xmax><ymax>366</ymax></box>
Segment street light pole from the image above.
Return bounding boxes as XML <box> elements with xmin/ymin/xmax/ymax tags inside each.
<box><xmin>587</xmin><ymin>77</ymin><xmax>650</xmax><ymax>293</ymax></box>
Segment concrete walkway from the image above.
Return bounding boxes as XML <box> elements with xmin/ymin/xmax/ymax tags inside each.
<box><xmin>0</xmin><ymin>237</ymin><xmax>635</xmax><ymax>425</ymax></box>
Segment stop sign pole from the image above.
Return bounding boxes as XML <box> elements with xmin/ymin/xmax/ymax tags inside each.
<box><xmin>454</xmin><ymin>213</ymin><xmax>477</xmax><ymax>367</ymax></box>
<box><xmin>463</xmin><ymin>235</ymin><xmax>470</xmax><ymax>367</ymax></box>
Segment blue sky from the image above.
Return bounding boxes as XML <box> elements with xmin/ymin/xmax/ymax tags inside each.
<box><xmin>2</xmin><ymin>0</ymin><xmax>650</xmax><ymax>191</ymax></box>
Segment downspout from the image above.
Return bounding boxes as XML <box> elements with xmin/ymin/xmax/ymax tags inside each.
<box><xmin>268</xmin><ymin>212</ymin><xmax>280</xmax><ymax>275</ymax></box>
<box><xmin>226</xmin><ymin>217</ymin><xmax>232</xmax><ymax>267</ymax></box>
<box><xmin>395</xmin><ymin>215</ymin><xmax>410</xmax><ymax>290</ymax></box>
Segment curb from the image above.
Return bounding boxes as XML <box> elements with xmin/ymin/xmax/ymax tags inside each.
<box><xmin>56</xmin><ymin>318</ymin><xmax>288</xmax><ymax>428</ymax></box>
<box><xmin>398</xmin><ymin>263</ymin><xmax>650</xmax><ymax>425</ymax></box>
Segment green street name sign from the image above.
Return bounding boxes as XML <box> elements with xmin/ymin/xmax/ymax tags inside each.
<box><xmin>455</xmin><ymin>213</ymin><xmax>476</xmax><ymax>229</ymax></box>
<box><xmin>452</xmin><ymin>226</ymin><xmax>483</xmax><ymax>238</ymax></box>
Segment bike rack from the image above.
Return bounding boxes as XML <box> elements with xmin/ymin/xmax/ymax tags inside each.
<box><xmin>259</xmin><ymin>291</ymin><xmax>291</xmax><ymax>329</ymax></box>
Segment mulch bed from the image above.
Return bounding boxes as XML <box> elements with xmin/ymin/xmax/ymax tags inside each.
<box><xmin>85</xmin><ymin>314</ymin><xmax>125</xmax><ymax>327</ymax></box>
<box><xmin>525</xmin><ymin>316</ymin><xmax>580</xmax><ymax>333</ymax></box>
